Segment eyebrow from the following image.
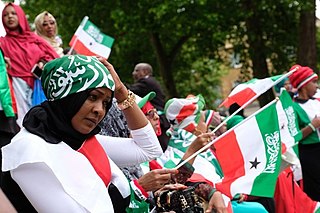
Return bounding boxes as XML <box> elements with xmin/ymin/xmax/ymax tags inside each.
<box><xmin>93</xmin><ymin>89</ymin><xmax>112</xmax><ymax>99</ymax></box>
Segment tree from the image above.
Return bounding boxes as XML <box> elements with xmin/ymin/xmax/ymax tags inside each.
<box><xmin>297</xmin><ymin>0</ymin><xmax>317</xmax><ymax>73</ymax></box>
<box><xmin>20</xmin><ymin>0</ymin><xmax>317</xmax><ymax>108</ymax></box>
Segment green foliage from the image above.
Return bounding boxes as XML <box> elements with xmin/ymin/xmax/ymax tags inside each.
<box><xmin>19</xmin><ymin>0</ymin><xmax>316</xmax><ymax>107</ymax></box>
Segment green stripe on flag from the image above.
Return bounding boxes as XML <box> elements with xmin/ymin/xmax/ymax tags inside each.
<box><xmin>270</xmin><ymin>74</ymin><xmax>284</xmax><ymax>81</ymax></box>
<box><xmin>83</xmin><ymin>20</ymin><xmax>114</xmax><ymax>47</ymax></box>
<box><xmin>279</xmin><ymin>90</ymin><xmax>302</xmax><ymax>142</ymax></box>
<box><xmin>250</xmin><ymin>102</ymin><xmax>281</xmax><ymax>197</ymax></box>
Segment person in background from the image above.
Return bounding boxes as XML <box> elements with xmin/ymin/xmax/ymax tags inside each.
<box><xmin>1</xmin><ymin>55</ymin><xmax>163</xmax><ymax>212</ymax></box>
<box><xmin>130</xmin><ymin>63</ymin><xmax>170</xmax><ymax>151</ymax></box>
<box><xmin>288</xmin><ymin>64</ymin><xmax>320</xmax><ymax>201</ymax></box>
<box><xmin>0</xmin><ymin>50</ymin><xmax>19</xmax><ymax>186</ymax></box>
<box><xmin>274</xmin><ymin>76</ymin><xmax>296</xmax><ymax>98</ymax></box>
<box><xmin>0</xmin><ymin>3</ymin><xmax>59</xmax><ymax>127</ymax></box>
<box><xmin>34</xmin><ymin>11</ymin><xmax>64</xmax><ymax>57</ymax></box>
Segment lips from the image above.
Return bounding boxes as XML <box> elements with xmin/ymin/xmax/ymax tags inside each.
<box><xmin>86</xmin><ymin>118</ymin><xmax>98</xmax><ymax>126</ymax></box>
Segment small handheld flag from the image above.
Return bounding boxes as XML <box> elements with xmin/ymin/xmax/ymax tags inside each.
<box><xmin>69</xmin><ymin>16</ymin><xmax>115</xmax><ymax>59</ymax></box>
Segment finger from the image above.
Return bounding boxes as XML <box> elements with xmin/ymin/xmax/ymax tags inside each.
<box><xmin>156</xmin><ymin>169</ymin><xmax>178</xmax><ymax>175</ymax></box>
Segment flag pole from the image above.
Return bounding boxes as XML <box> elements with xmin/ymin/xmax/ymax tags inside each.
<box><xmin>68</xmin><ymin>16</ymin><xmax>89</xmax><ymax>55</ymax></box>
<box><xmin>175</xmin><ymin>98</ymin><xmax>279</xmax><ymax>170</ymax></box>
<box><xmin>208</xmin><ymin>65</ymin><xmax>300</xmax><ymax>152</ymax></box>
<box><xmin>175</xmin><ymin>67</ymin><xmax>299</xmax><ymax>170</ymax></box>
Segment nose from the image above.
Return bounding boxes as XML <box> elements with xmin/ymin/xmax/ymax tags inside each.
<box><xmin>93</xmin><ymin>102</ymin><xmax>105</xmax><ymax>117</ymax></box>
<box><xmin>153</xmin><ymin>112</ymin><xmax>160</xmax><ymax>120</ymax></box>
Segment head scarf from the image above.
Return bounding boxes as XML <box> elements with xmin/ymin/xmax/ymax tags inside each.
<box><xmin>288</xmin><ymin>65</ymin><xmax>318</xmax><ymax>90</ymax></box>
<box><xmin>23</xmin><ymin>55</ymin><xmax>115</xmax><ymax>150</ymax></box>
<box><xmin>34</xmin><ymin>11</ymin><xmax>64</xmax><ymax>57</ymax></box>
<box><xmin>226</xmin><ymin>115</ymin><xmax>245</xmax><ymax>130</ymax></box>
<box><xmin>42</xmin><ymin>55</ymin><xmax>115</xmax><ymax>100</ymax></box>
<box><xmin>0</xmin><ymin>3</ymin><xmax>59</xmax><ymax>88</ymax></box>
<box><xmin>165</xmin><ymin>94</ymin><xmax>205</xmax><ymax>132</ymax></box>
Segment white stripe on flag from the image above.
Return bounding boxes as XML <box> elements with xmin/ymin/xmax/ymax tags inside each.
<box><xmin>230</xmin><ymin>117</ymin><xmax>267</xmax><ymax>196</ymax></box>
<box><xmin>75</xmin><ymin>28</ymin><xmax>111</xmax><ymax>58</ymax></box>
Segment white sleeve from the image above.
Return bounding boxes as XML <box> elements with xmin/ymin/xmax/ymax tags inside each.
<box><xmin>11</xmin><ymin>163</ymin><xmax>88</xmax><ymax>213</ymax></box>
<box><xmin>96</xmin><ymin>123</ymin><xmax>163</xmax><ymax>167</ymax></box>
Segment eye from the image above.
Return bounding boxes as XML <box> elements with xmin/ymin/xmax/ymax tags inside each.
<box><xmin>88</xmin><ymin>94</ymin><xmax>97</xmax><ymax>101</ymax></box>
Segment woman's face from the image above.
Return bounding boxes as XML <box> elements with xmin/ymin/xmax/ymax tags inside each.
<box><xmin>3</xmin><ymin>5</ymin><xmax>19</xmax><ymax>31</ymax></box>
<box><xmin>42</xmin><ymin>15</ymin><xmax>56</xmax><ymax>37</ymax></box>
<box><xmin>71</xmin><ymin>88</ymin><xmax>112</xmax><ymax>134</ymax></box>
<box><xmin>145</xmin><ymin>108</ymin><xmax>160</xmax><ymax>133</ymax></box>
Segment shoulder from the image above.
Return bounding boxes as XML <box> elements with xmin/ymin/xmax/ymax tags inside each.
<box><xmin>2</xmin><ymin>128</ymin><xmax>72</xmax><ymax>171</ymax></box>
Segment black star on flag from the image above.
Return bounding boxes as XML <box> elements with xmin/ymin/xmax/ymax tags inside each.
<box><xmin>169</xmin><ymin>119</ymin><xmax>176</xmax><ymax>125</ymax></box>
<box><xmin>89</xmin><ymin>42</ymin><xmax>93</xmax><ymax>46</ymax></box>
<box><xmin>249</xmin><ymin>157</ymin><xmax>261</xmax><ymax>169</ymax></box>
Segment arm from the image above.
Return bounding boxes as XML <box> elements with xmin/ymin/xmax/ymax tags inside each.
<box><xmin>98</xmin><ymin>58</ymin><xmax>149</xmax><ymax>130</ymax></box>
<box><xmin>0</xmin><ymin>189</ymin><xmax>16</xmax><ymax>213</ymax></box>
<box><xmin>97</xmin><ymin>121</ymin><xmax>162</xmax><ymax>167</ymax></box>
<box><xmin>11</xmin><ymin>163</ymin><xmax>88</xmax><ymax>212</ymax></box>
<box><xmin>301</xmin><ymin>116</ymin><xmax>320</xmax><ymax>139</ymax></box>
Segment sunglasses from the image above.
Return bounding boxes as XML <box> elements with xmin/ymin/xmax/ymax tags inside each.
<box><xmin>145</xmin><ymin>109</ymin><xmax>158</xmax><ymax>119</ymax></box>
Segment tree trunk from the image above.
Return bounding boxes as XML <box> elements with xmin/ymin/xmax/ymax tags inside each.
<box><xmin>297</xmin><ymin>0</ymin><xmax>317</xmax><ymax>74</ymax></box>
<box><xmin>150</xmin><ymin>33</ymin><xmax>189</xmax><ymax>98</ymax></box>
<box><xmin>243</xmin><ymin>0</ymin><xmax>275</xmax><ymax>107</ymax></box>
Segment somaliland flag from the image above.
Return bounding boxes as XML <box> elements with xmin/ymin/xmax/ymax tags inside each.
<box><xmin>214</xmin><ymin>100</ymin><xmax>282</xmax><ymax>198</ymax></box>
<box><xmin>220</xmin><ymin>66</ymin><xmax>299</xmax><ymax>108</ymax></box>
<box><xmin>69</xmin><ymin>16</ymin><xmax>115</xmax><ymax>59</ymax></box>
<box><xmin>277</xmin><ymin>89</ymin><xmax>302</xmax><ymax>150</ymax></box>
<box><xmin>220</xmin><ymin>75</ymin><xmax>284</xmax><ymax>108</ymax></box>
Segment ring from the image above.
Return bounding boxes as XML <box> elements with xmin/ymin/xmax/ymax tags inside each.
<box><xmin>207</xmin><ymin>138</ymin><xmax>211</xmax><ymax>142</ymax></box>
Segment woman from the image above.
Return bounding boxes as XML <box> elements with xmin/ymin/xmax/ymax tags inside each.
<box><xmin>34</xmin><ymin>11</ymin><xmax>64</xmax><ymax>57</ymax></box>
<box><xmin>0</xmin><ymin>3</ymin><xmax>59</xmax><ymax>127</ymax></box>
<box><xmin>1</xmin><ymin>55</ymin><xmax>163</xmax><ymax>212</ymax></box>
<box><xmin>288</xmin><ymin>64</ymin><xmax>320</xmax><ymax>201</ymax></box>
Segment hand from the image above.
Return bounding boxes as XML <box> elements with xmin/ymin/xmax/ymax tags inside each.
<box><xmin>206</xmin><ymin>191</ymin><xmax>228</xmax><ymax>213</ymax></box>
<box><xmin>237</xmin><ymin>193</ymin><xmax>247</xmax><ymax>203</ymax></box>
<box><xmin>311</xmin><ymin>115</ymin><xmax>320</xmax><ymax>129</ymax></box>
<box><xmin>188</xmin><ymin>132</ymin><xmax>216</xmax><ymax>154</ymax></box>
<box><xmin>154</xmin><ymin>183</ymin><xmax>187</xmax><ymax>197</ymax></box>
<box><xmin>97</xmin><ymin>57</ymin><xmax>128</xmax><ymax>102</ymax></box>
<box><xmin>138</xmin><ymin>169</ymin><xmax>179</xmax><ymax>192</ymax></box>
<box><xmin>4</xmin><ymin>57</ymin><xmax>11</xmax><ymax>70</ymax></box>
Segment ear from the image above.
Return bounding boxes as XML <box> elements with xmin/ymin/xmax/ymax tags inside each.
<box><xmin>142</xmin><ymin>69</ymin><xmax>149</xmax><ymax>76</ymax></box>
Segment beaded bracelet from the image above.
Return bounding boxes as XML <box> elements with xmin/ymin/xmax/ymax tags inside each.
<box><xmin>308</xmin><ymin>123</ymin><xmax>316</xmax><ymax>132</ymax></box>
<box><xmin>117</xmin><ymin>90</ymin><xmax>136</xmax><ymax>110</ymax></box>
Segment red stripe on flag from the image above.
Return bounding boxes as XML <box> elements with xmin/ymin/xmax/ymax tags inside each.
<box><xmin>69</xmin><ymin>35</ymin><xmax>99</xmax><ymax>57</ymax></box>
<box><xmin>220</xmin><ymin>88</ymin><xmax>256</xmax><ymax>107</ymax></box>
<box><xmin>214</xmin><ymin>130</ymin><xmax>245</xmax><ymax>198</ymax></box>
<box><xmin>176</xmin><ymin>104</ymin><xmax>197</xmax><ymax>123</ymax></box>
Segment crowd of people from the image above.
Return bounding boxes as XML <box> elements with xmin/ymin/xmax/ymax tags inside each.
<box><xmin>0</xmin><ymin>2</ymin><xmax>320</xmax><ymax>213</ymax></box>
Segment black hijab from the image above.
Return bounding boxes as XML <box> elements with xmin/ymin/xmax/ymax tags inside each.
<box><xmin>23</xmin><ymin>90</ymin><xmax>113</xmax><ymax>150</ymax></box>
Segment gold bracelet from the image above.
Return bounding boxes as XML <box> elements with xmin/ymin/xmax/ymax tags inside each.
<box><xmin>117</xmin><ymin>90</ymin><xmax>136</xmax><ymax>110</ymax></box>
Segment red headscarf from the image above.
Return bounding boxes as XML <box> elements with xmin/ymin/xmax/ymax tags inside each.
<box><xmin>0</xmin><ymin>3</ymin><xmax>59</xmax><ymax>88</ymax></box>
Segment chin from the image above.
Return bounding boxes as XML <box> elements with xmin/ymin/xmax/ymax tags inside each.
<box><xmin>77</xmin><ymin>127</ymin><xmax>95</xmax><ymax>135</ymax></box>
